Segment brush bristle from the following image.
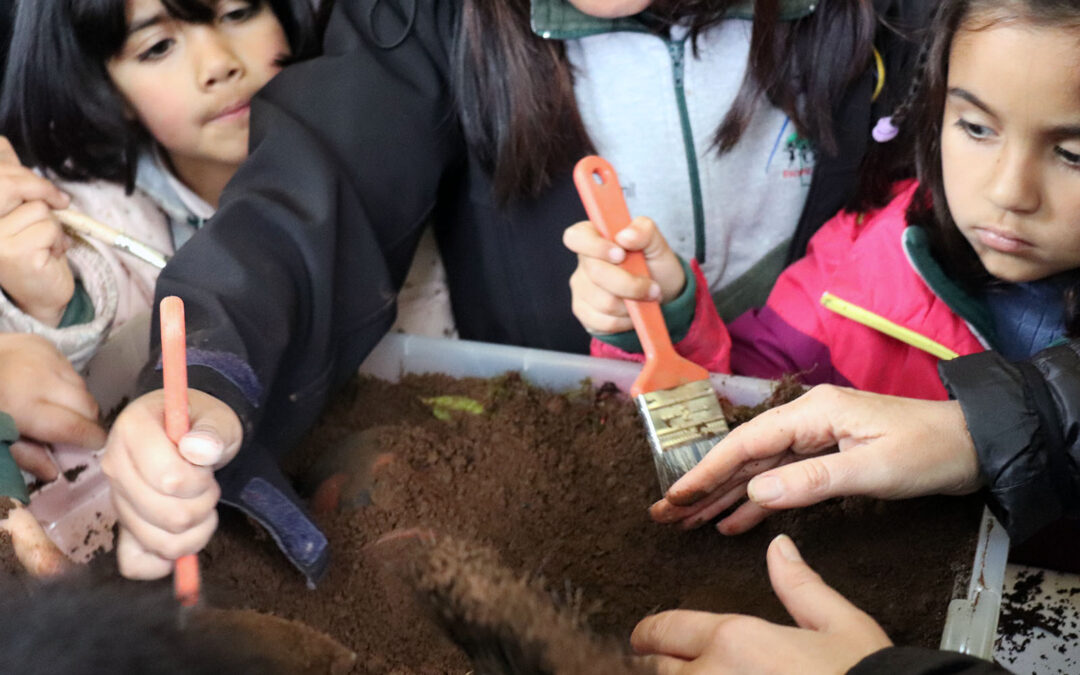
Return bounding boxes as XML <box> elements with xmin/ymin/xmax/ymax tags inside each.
<box><xmin>650</xmin><ymin>437</ymin><xmax>725</xmax><ymax>494</ymax></box>
<box><xmin>635</xmin><ymin>381</ymin><xmax>730</xmax><ymax>494</ymax></box>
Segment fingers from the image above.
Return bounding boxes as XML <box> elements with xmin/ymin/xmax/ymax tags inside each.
<box><xmin>563</xmin><ymin>220</ymin><xmax>626</xmax><ymax>263</ymax></box>
<box><xmin>103</xmin><ymin>391</ymin><xmax>240</xmax><ymax>573</ymax></box>
<box><xmin>8</xmin><ymin>440</ymin><xmax>58</xmax><ymax>482</ymax></box>
<box><xmin>2</xmin><ymin>503</ymin><xmax>70</xmax><ymax>577</ymax></box>
<box><xmin>0</xmin><ymin>146</ymin><xmax>69</xmax><ymax>214</ymax></box>
<box><xmin>745</xmin><ymin>450</ymin><xmax>883</xmax><ymax>510</ymax></box>
<box><xmin>631</xmin><ymin>610</ymin><xmax>731</xmax><ymax>659</ymax></box>
<box><xmin>116</xmin><ymin>526</ymin><xmax>174</xmax><ymax>580</ymax></box>
<box><xmin>767</xmin><ymin>534</ymin><xmax>892</xmax><ymax>648</ymax></box>
<box><xmin>664</xmin><ymin>386</ymin><xmax>847</xmax><ymax>507</ymax></box>
<box><xmin>181</xmin><ymin>390</ymin><xmax>244</xmax><ymax>469</ymax></box>
<box><xmin>112</xmin><ymin>488</ymin><xmax>219</xmax><ymax>560</ymax></box>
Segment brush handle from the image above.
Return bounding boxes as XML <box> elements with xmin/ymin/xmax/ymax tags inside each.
<box><xmin>160</xmin><ymin>296</ymin><xmax>200</xmax><ymax>608</ymax></box>
<box><xmin>55</xmin><ymin>209</ymin><xmax>169</xmax><ymax>269</ymax></box>
<box><xmin>573</xmin><ymin>156</ymin><xmax>709</xmax><ymax>396</ymax></box>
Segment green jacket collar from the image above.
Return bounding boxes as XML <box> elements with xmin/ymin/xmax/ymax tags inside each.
<box><xmin>903</xmin><ymin>226</ymin><xmax>998</xmax><ymax>349</ymax></box>
<box><xmin>531</xmin><ymin>0</ymin><xmax>819</xmax><ymax>40</ymax></box>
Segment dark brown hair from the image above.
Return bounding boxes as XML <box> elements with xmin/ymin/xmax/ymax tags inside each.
<box><xmin>454</xmin><ymin>0</ymin><xmax>880</xmax><ymax>203</ymax></box>
<box><xmin>900</xmin><ymin>0</ymin><xmax>1080</xmax><ymax>334</ymax></box>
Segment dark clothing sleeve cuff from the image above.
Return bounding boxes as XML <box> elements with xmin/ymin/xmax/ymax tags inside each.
<box><xmin>592</xmin><ymin>255</ymin><xmax>697</xmax><ymax>353</ymax></box>
<box><xmin>849</xmin><ymin>646</ymin><xmax>1007</xmax><ymax>674</ymax></box>
<box><xmin>938</xmin><ymin>350</ymin><xmax>1064</xmax><ymax>544</ymax></box>
<box><xmin>57</xmin><ymin>280</ymin><xmax>94</xmax><ymax>328</ymax></box>
<box><xmin>0</xmin><ymin>412</ymin><xmax>28</xmax><ymax>504</ymax></box>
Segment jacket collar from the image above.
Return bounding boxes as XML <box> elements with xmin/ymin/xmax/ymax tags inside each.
<box><xmin>530</xmin><ymin>0</ymin><xmax>819</xmax><ymax>40</ymax></box>
<box><xmin>902</xmin><ymin>225</ymin><xmax>998</xmax><ymax>348</ymax></box>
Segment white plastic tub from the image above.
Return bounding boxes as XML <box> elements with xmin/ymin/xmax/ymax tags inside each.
<box><xmin>358</xmin><ymin>333</ymin><xmax>1008</xmax><ymax>660</ymax></box>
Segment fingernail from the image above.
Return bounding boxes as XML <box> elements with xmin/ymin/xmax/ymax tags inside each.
<box><xmin>179</xmin><ymin>433</ymin><xmax>222</xmax><ymax>466</ymax></box>
<box><xmin>774</xmin><ymin>534</ymin><xmax>802</xmax><ymax>562</ymax></box>
<box><xmin>608</xmin><ymin>247</ymin><xmax>625</xmax><ymax>263</ymax></box>
<box><xmin>748</xmin><ymin>475</ymin><xmax>783</xmax><ymax>503</ymax></box>
<box><xmin>647</xmin><ymin>283</ymin><xmax>661</xmax><ymax>301</ymax></box>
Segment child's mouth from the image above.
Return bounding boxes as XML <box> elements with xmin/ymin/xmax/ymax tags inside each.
<box><xmin>974</xmin><ymin>227</ymin><xmax>1030</xmax><ymax>254</ymax></box>
<box><xmin>210</xmin><ymin>102</ymin><xmax>251</xmax><ymax>123</ymax></box>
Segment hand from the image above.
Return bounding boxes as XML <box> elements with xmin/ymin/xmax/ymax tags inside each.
<box><xmin>0</xmin><ymin>333</ymin><xmax>104</xmax><ymax>478</ymax></box>
<box><xmin>1</xmin><ymin>500</ymin><xmax>70</xmax><ymax>577</ymax></box>
<box><xmin>564</xmin><ymin>216</ymin><xmax>686</xmax><ymax>334</ymax></box>
<box><xmin>650</xmin><ymin>385</ymin><xmax>981</xmax><ymax>535</ymax></box>
<box><xmin>631</xmin><ymin>534</ymin><xmax>893</xmax><ymax>674</ymax></box>
<box><xmin>0</xmin><ymin>137</ymin><xmax>73</xmax><ymax>327</ymax></box>
<box><xmin>101</xmin><ymin>389</ymin><xmax>242</xmax><ymax>580</ymax></box>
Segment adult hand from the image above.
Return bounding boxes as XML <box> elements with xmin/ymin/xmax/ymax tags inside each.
<box><xmin>0</xmin><ymin>137</ymin><xmax>73</xmax><ymax>327</ymax></box>
<box><xmin>101</xmin><ymin>389</ymin><xmax>242</xmax><ymax>580</ymax></box>
<box><xmin>0</xmin><ymin>333</ymin><xmax>104</xmax><ymax>479</ymax></box>
<box><xmin>564</xmin><ymin>216</ymin><xmax>686</xmax><ymax>334</ymax></box>
<box><xmin>631</xmin><ymin>534</ymin><xmax>893</xmax><ymax>674</ymax></box>
<box><xmin>650</xmin><ymin>385</ymin><xmax>982</xmax><ymax>535</ymax></box>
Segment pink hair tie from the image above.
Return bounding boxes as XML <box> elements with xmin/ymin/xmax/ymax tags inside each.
<box><xmin>872</xmin><ymin>116</ymin><xmax>899</xmax><ymax>142</ymax></box>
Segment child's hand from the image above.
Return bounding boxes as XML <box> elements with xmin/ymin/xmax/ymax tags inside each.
<box><xmin>0</xmin><ymin>137</ymin><xmax>73</xmax><ymax>327</ymax></box>
<box><xmin>0</xmin><ymin>333</ymin><xmax>105</xmax><ymax>474</ymax></box>
<box><xmin>564</xmin><ymin>216</ymin><xmax>686</xmax><ymax>334</ymax></box>
<box><xmin>1</xmin><ymin>500</ymin><xmax>71</xmax><ymax>577</ymax></box>
<box><xmin>101</xmin><ymin>389</ymin><xmax>242</xmax><ymax>580</ymax></box>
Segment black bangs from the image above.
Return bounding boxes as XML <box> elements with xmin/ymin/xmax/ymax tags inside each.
<box><xmin>71</xmin><ymin>0</ymin><xmax>248</xmax><ymax>60</ymax></box>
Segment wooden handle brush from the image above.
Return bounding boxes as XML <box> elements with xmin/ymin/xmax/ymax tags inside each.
<box><xmin>573</xmin><ymin>155</ymin><xmax>730</xmax><ymax>494</ymax></box>
<box><xmin>55</xmin><ymin>208</ymin><xmax>170</xmax><ymax>269</ymax></box>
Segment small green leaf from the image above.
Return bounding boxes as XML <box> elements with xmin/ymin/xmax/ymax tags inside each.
<box><xmin>420</xmin><ymin>395</ymin><xmax>485</xmax><ymax>420</ymax></box>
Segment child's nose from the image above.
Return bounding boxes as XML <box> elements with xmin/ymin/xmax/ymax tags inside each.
<box><xmin>192</xmin><ymin>30</ymin><xmax>243</xmax><ymax>89</ymax></box>
<box><xmin>987</xmin><ymin>143</ymin><xmax>1041</xmax><ymax>215</ymax></box>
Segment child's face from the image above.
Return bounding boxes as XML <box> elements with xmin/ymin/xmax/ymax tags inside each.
<box><xmin>107</xmin><ymin>0</ymin><xmax>289</xmax><ymax>176</ymax></box>
<box><xmin>941</xmin><ymin>19</ymin><xmax>1080</xmax><ymax>283</ymax></box>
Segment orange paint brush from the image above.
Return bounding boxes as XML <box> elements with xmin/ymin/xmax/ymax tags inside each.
<box><xmin>573</xmin><ymin>156</ymin><xmax>730</xmax><ymax>494</ymax></box>
<box><xmin>160</xmin><ymin>296</ymin><xmax>200</xmax><ymax>609</ymax></box>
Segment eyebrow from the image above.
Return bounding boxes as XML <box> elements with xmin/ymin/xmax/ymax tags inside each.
<box><xmin>948</xmin><ymin>87</ymin><xmax>1080</xmax><ymax>139</ymax></box>
<box><xmin>127</xmin><ymin>12</ymin><xmax>166</xmax><ymax>36</ymax></box>
<box><xmin>947</xmin><ymin>87</ymin><xmax>996</xmax><ymax>117</ymax></box>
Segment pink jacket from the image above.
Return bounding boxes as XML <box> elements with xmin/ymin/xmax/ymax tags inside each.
<box><xmin>592</xmin><ymin>182</ymin><xmax>989</xmax><ymax>400</ymax></box>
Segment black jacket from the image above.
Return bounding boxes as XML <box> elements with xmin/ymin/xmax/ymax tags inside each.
<box><xmin>142</xmin><ymin>0</ymin><xmax>933</xmax><ymax>575</ymax></box>
<box><xmin>940</xmin><ymin>340</ymin><xmax>1080</xmax><ymax>545</ymax></box>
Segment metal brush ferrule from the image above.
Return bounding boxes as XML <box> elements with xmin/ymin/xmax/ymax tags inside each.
<box><xmin>636</xmin><ymin>381</ymin><xmax>730</xmax><ymax>452</ymax></box>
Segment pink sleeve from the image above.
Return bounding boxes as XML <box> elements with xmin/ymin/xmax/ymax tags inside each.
<box><xmin>590</xmin><ymin>260</ymin><xmax>732</xmax><ymax>374</ymax></box>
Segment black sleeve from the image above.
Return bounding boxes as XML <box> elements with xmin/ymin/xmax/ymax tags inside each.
<box><xmin>938</xmin><ymin>340</ymin><xmax>1080</xmax><ymax>544</ymax></box>
<box><xmin>849</xmin><ymin>647</ymin><xmax>1009</xmax><ymax>674</ymax></box>
<box><xmin>141</xmin><ymin>0</ymin><xmax>463</xmax><ymax>446</ymax></box>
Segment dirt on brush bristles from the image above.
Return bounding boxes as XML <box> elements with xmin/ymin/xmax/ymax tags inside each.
<box><xmin>387</xmin><ymin>534</ymin><xmax>654</xmax><ymax>675</ymax></box>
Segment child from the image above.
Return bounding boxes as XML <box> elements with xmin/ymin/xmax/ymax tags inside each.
<box><xmin>0</xmin><ymin>0</ymin><xmax>325</xmax><ymax>578</ymax></box>
<box><xmin>567</xmin><ymin>0</ymin><xmax>1080</xmax><ymax>402</ymax></box>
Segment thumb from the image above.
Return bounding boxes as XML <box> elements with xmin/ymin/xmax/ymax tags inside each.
<box><xmin>766</xmin><ymin>534</ymin><xmax>858</xmax><ymax>632</ymax></box>
<box><xmin>177</xmin><ymin>391</ymin><xmax>243</xmax><ymax>469</ymax></box>
<box><xmin>177</xmin><ymin>426</ymin><xmax>238</xmax><ymax>469</ymax></box>
<box><xmin>746</xmin><ymin>450</ymin><xmax>878</xmax><ymax>509</ymax></box>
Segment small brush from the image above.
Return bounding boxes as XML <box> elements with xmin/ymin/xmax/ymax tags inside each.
<box><xmin>573</xmin><ymin>156</ymin><xmax>730</xmax><ymax>494</ymax></box>
<box><xmin>160</xmin><ymin>296</ymin><xmax>201</xmax><ymax>613</ymax></box>
<box><xmin>55</xmin><ymin>208</ymin><xmax>170</xmax><ymax>269</ymax></box>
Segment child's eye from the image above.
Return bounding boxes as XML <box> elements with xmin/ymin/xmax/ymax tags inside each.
<box><xmin>956</xmin><ymin>118</ymin><xmax>994</xmax><ymax>140</ymax></box>
<box><xmin>219</xmin><ymin>3</ymin><xmax>258</xmax><ymax>23</ymax></box>
<box><xmin>137</xmin><ymin>38</ymin><xmax>175</xmax><ymax>62</ymax></box>
<box><xmin>1056</xmin><ymin>146</ymin><xmax>1080</xmax><ymax>168</ymax></box>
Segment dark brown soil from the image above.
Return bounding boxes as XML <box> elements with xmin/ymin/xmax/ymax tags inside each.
<box><xmin>195</xmin><ymin>372</ymin><xmax>982</xmax><ymax>674</ymax></box>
